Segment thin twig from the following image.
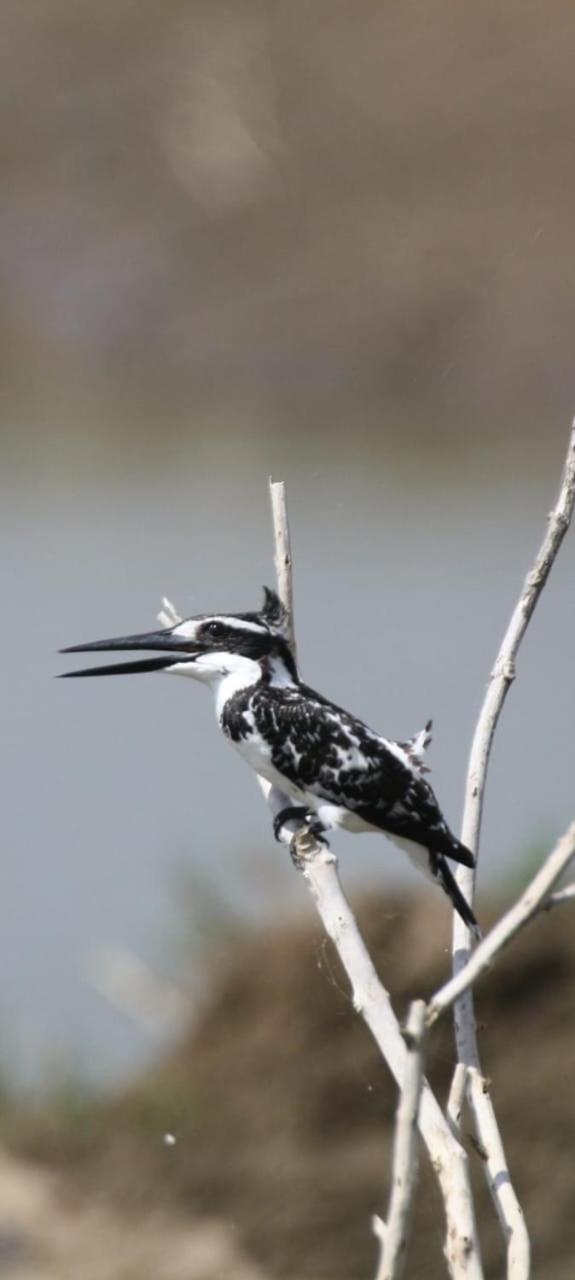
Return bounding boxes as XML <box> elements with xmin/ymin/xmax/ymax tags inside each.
<box><xmin>458</xmin><ymin>420</ymin><xmax>575</xmax><ymax>890</ymax></box>
<box><xmin>269</xmin><ymin>478</ymin><xmax>297</xmax><ymax>660</ymax></box>
<box><xmin>429</xmin><ymin>821</ymin><xmax>575</xmax><ymax>1024</ymax></box>
<box><xmin>266</xmin><ymin>480</ymin><xmax>483</xmax><ymax>1280</ymax></box>
<box><xmin>544</xmin><ymin>882</ymin><xmax>575</xmax><ymax>910</ymax></box>
<box><xmin>451</xmin><ymin>420</ymin><xmax>575</xmax><ymax>1277</ymax></box>
<box><xmin>375</xmin><ymin>1000</ymin><xmax>426</xmax><ymax>1280</ymax></box>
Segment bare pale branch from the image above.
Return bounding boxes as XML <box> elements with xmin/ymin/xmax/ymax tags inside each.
<box><xmin>290</xmin><ymin>829</ymin><xmax>483</xmax><ymax>1277</ymax></box>
<box><xmin>269</xmin><ymin>478</ymin><xmax>297</xmax><ymax>660</ymax></box>
<box><xmin>459</xmin><ymin>419</ymin><xmax>575</xmax><ymax>883</ymax></box>
<box><xmin>466</xmin><ymin>1066</ymin><xmax>529</xmax><ymax>1262</ymax></box>
<box><xmin>375</xmin><ymin>1000</ymin><xmax>426</xmax><ymax>1280</ymax></box>
<box><xmin>450</xmin><ymin>420</ymin><xmax>575</xmax><ymax>1276</ymax></box>
<box><xmin>429</xmin><ymin>821</ymin><xmax>575</xmax><ymax>1024</ymax></box>
<box><xmin>266</xmin><ymin>479</ymin><xmax>484</xmax><ymax>1279</ymax></box>
<box><xmin>544</xmin><ymin>882</ymin><xmax>575</xmax><ymax>910</ymax></box>
<box><xmin>446</xmin><ymin>1063</ymin><xmax>467</xmax><ymax>1138</ymax></box>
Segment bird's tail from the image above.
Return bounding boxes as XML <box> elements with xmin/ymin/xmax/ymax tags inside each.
<box><xmin>433</xmin><ymin>854</ymin><xmax>481</xmax><ymax>940</ymax></box>
<box><xmin>443</xmin><ymin>836</ymin><xmax>475</xmax><ymax>869</ymax></box>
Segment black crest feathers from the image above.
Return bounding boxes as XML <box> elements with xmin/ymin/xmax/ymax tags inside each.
<box><xmin>261</xmin><ymin>586</ymin><xmax>289</xmax><ymax>636</ymax></box>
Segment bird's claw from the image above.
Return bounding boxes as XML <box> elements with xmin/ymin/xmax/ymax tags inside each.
<box><xmin>271</xmin><ymin>805</ymin><xmax>328</xmax><ymax>863</ymax></box>
<box><xmin>289</xmin><ymin>822</ymin><xmax>329</xmax><ymax>869</ymax></box>
<box><xmin>289</xmin><ymin>832</ymin><xmax>308</xmax><ymax>870</ymax></box>
<box><xmin>273</xmin><ymin>805</ymin><xmax>311</xmax><ymax>842</ymax></box>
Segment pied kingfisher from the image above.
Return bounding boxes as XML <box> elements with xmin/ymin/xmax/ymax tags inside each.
<box><xmin>61</xmin><ymin>588</ymin><xmax>478</xmax><ymax>933</ymax></box>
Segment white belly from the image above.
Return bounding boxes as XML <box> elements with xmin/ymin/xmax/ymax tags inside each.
<box><xmin>227</xmin><ymin>728</ymin><xmax>378</xmax><ymax>836</ymax></box>
<box><xmin>387</xmin><ymin>834</ymin><xmax>433</xmax><ymax>882</ymax></box>
<box><xmin>302</xmin><ymin>795</ymin><xmax>378</xmax><ymax>834</ymax></box>
<box><xmin>228</xmin><ymin>728</ymin><xmax>304</xmax><ymax>800</ymax></box>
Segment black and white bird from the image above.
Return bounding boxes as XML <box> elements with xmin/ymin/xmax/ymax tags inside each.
<box><xmin>60</xmin><ymin>588</ymin><xmax>478</xmax><ymax>934</ymax></box>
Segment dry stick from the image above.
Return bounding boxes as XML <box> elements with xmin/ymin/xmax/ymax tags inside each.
<box><xmin>374</xmin><ymin>1000</ymin><xmax>427</xmax><ymax>1280</ymax></box>
<box><xmin>452</xmin><ymin>421</ymin><xmax>575</xmax><ymax>1278</ymax></box>
<box><xmin>266</xmin><ymin>479</ymin><xmax>484</xmax><ymax>1280</ymax></box>
<box><xmin>290</xmin><ymin>828</ymin><xmax>481</xmax><ymax>1280</ymax></box>
<box><xmin>429</xmin><ymin>820</ymin><xmax>575</xmax><ymax>1024</ymax></box>
<box><xmin>544</xmin><ymin>883</ymin><xmax>575</xmax><ymax>910</ymax></box>
<box><xmin>446</xmin><ymin>1063</ymin><xmax>467</xmax><ymax>1139</ymax></box>
<box><xmin>269</xmin><ymin>478</ymin><xmax>297</xmax><ymax>661</ymax></box>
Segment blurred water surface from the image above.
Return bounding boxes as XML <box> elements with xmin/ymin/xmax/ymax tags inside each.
<box><xmin>2</xmin><ymin>427</ymin><xmax>573</xmax><ymax>1086</ymax></box>
<box><xmin>1</xmin><ymin>0</ymin><xmax>575</xmax><ymax>1085</ymax></box>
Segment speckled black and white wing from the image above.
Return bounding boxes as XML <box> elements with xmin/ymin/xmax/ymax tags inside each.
<box><xmin>226</xmin><ymin>681</ymin><xmax>473</xmax><ymax>869</ymax></box>
<box><xmin>221</xmin><ymin>678</ymin><xmax>477</xmax><ymax>932</ymax></box>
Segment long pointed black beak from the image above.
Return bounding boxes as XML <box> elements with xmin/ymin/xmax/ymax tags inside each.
<box><xmin>59</xmin><ymin>629</ymin><xmax>198</xmax><ymax>677</ymax></box>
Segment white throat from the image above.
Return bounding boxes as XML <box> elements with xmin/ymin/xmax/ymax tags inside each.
<box><xmin>213</xmin><ymin>656</ymin><xmax>262</xmax><ymax>720</ymax></box>
<box><xmin>166</xmin><ymin>649</ymin><xmax>262</xmax><ymax>719</ymax></box>
<box><xmin>165</xmin><ymin>646</ymin><xmax>297</xmax><ymax>718</ymax></box>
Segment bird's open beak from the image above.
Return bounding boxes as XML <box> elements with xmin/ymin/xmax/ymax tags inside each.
<box><xmin>59</xmin><ymin>629</ymin><xmax>200</xmax><ymax>677</ymax></box>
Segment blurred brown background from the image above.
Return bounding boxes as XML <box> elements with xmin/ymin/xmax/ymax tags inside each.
<box><xmin>1</xmin><ymin>1</ymin><xmax>575</xmax><ymax>1275</ymax></box>
<box><xmin>3</xmin><ymin>0</ymin><xmax>575</xmax><ymax>448</ymax></box>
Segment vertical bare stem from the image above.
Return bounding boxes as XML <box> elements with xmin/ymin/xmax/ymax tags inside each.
<box><xmin>269</xmin><ymin>478</ymin><xmax>297</xmax><ymax>660</ymax></box>
<box><xmin>375</xmin><ymin>1000</ymin><xmax>426</xmax><ymax>1280</ymax></box>
<box><xmin>452</xmin><ymin>420</ymin><xmax>575</xmax><ymax>1277</ymax></box>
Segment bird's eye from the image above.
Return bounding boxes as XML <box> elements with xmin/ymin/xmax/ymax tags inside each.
<box><xmin>205</xmin><ymin>621</ymin><xmax>226</xmax><ymax>639</ymax></box>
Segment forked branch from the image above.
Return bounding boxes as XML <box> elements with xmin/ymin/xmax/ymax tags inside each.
<box><xmin>266</xmin><ymin>479</ymin><xmax>483</xmax><ymax>1279</ymax></box>
<box><xmin>264</xmin><ymin>427</ymin><xmax>575</xmax><ymax>1279</ymax></box>
<box><xmin>374</xmin><ymin>1000</ymin><xmax>426</xmax><ymax>1280</ymax></box>
<box><xmin>429</xmin><ymin>819</ymin><xmax>575</xmax><ymax>1024</ymax></box>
